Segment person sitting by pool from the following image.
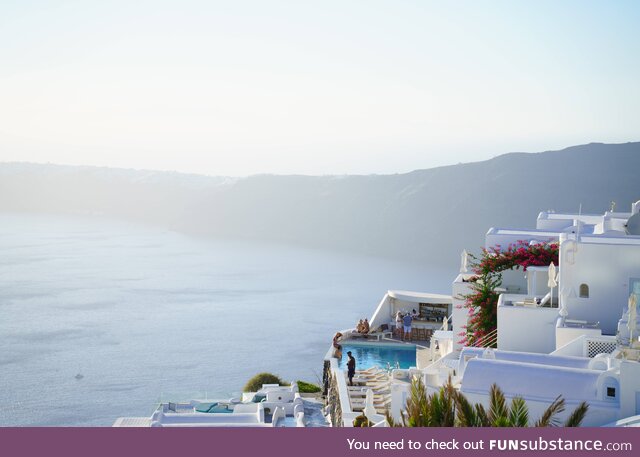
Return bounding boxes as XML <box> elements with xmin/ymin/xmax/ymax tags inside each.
<box><xmin>356</xmin><ymin>319</ymin><xmax>365</xmax><ymax>333</ymax></box>
<box><xmin>333</xmin><ymin>332</ymin><xmax>343</xmax><ymax>358</ymax></box>
<box><xmin>403</xmin><ymin>312</ymin><xmax>413</xmax><ymax>341</ymax></box>
<box><xmin>362</xmin><ymin>318</ymin><xmax>370</xmax><ymax>334</ymax></box>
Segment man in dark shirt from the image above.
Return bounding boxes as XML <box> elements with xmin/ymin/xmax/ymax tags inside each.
<box><xmin>403</xmin><ymin>313</ymin><xmax>413</xmax><ymax>341</ymax></box>
<box><xmin>346</xmin><ymin>351</ymin><xmax>356</xmax><ymax>386</ymax></box>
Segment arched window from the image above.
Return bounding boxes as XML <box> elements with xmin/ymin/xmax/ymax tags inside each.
<box><xmin>579</xmin><ymin>283</ymin><xmax>589</xmax><ymax>298</ymax></box>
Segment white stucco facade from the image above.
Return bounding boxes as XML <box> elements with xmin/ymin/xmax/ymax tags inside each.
<box><xmin>329</xmin><ymin>201</ymin><xmax>640</xmax><ymax>428</ymax></box>
<box><xmin>558</xmin><ymin>237</ymin><xmax>640</xmax><ymax>335</ymax></box>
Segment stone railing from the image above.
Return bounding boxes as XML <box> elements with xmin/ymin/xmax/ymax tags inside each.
<box><xmin>322</xmin><ymin>359</ymin><xmax>331</xmax><ymax>396</ymax></box>
<box><xmin>326</xmin><ymin>371</ymin><xmax>343</xmax><ymax>427</ymax></box>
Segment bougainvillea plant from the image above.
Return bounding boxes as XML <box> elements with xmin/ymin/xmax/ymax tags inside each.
<box><xmin>460</xmin><ymin>241</ymin><xmax>559</xmax><ymax>347</ymax></box>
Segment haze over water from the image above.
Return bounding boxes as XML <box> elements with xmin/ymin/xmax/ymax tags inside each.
<box><xmin>0</xmin><ymin>212</ymin><xmax>450</xmax><ymax>426</ymax></box>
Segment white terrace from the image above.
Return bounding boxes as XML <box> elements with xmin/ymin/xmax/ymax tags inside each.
<box><xmin>113</xmin><ymin>384</ymin><xmax>305</xmax><ymax>427</ymax></box>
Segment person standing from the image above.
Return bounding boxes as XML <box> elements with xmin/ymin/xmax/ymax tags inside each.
<box><xmin>395</xmin><ymin>311</ymin><xmax>403</xmax><ymax>339</ymax></box>
<box><xmin>403</xmin><ymin>313</ymin><xmax>413</xmax><ymax>341</ymax></box>
<box><xmin>346</xmin><ymin>351</ymin><xmax>356</xmax><ymax>386</ymax></box>
<box><xmin>362</xmin><ymin>318</ymin><xmax>370</xmax><ymax>334</ymax></box>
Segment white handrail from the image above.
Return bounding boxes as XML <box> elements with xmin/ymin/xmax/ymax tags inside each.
<box><xmin>472</xmin><ymin>328</ymin><xmax>498</xmax><ymax>348</ymax></box>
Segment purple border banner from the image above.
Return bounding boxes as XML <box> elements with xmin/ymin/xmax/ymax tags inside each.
<box><xmin>1</xmin><ymin>427</ymin><xmax>638</xmax><ymax>457</ymax></box>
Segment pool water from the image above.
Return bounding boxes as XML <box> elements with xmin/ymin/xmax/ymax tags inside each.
<box><xmin>338</xmin><ymin>342</ymin><xmax>416</xmax><ymax>370</ymax></box>
<box><xmin>194</xmin><ymin>402</ymin><xmax>233</xmax><ymax>413</ymax></box>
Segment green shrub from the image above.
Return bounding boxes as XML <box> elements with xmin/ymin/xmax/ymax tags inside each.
<box><xmin>353</xmin><ymin>414</ymin><xmax>372</xmax><ymax>427</ymax></box>
<box><xmin>243</xmin><ymin>373</ymin><xmax>289</xmax><ymax>392</ymax></box>
<box><xmin>296</xmin><ymin>380</ymin><xmax>322</xmax><ymax>393</ymax></box>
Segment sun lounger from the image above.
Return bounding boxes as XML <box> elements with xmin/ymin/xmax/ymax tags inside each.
<box><xmin>350</xmin><ymin>394</ymin><xmax>390</xmax><ymax>405</ymax></box>
<box><xmin>350</xmin><ymin>371</ymin><xmax>389</xmax><ymax>383</ymax></box>
<box><xmin>347</xmin><ymin>384</ymin><xmax>390</xmax><ymax>393</ymax></box>
<box><xmin>351</xmin><ymin>378</ymin><xmax>387</xmax><ymax>387</ymax></box>
<box><xmin>354</xmin><ymin>369</ymin><xmax>386</xmax><ymax>378</ymax></box>
<box><xmin>356</xmin><ymin>367</ymin><xmax>385</xmax><ymax>374</ymax></box>
<box><xmin>363</xmin><ymin>379</ymin><xmax>391</xmax><ymax>388</ymax></box>
<box><xmin>350</xmin><ymin>371</ymin><xmax>388</xmax><ymax>381</ymax></box>
<box><xmin>349</xmin><ymin>397</ymin><xmax>392</xmax><ymax>412</ymax></box>
<box><xmin>367</xmin><ymin>331</ymin><xmax>393</xmax><ymax>341</ymax></box>
<box><xmin>348</xmin><ymin>390</ymin><xmax>388</xmax><ymax>399</ymax></box>
<box><xmin>347</xmin><ymin>386</ymin><xmax>390</xmax><ymax>397</ymax></box>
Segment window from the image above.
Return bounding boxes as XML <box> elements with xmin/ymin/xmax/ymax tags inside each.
<box><xmin>607</xmin><ymin>387</ymin><xmax>616</xmax><ymax>398</ymax></box>
<box><xmin>418</xmin><ymin>303</ymin><xmax>449</xmax><ymax>322</ymax></box>
<box><xmin>579</xmin><ymin>283</ymin><xmax>589</xmax><ymax>298</ymax></box>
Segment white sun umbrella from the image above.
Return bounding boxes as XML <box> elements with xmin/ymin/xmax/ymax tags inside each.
<box><xmin>548</xmin><ymin>262</ymin><xmax>558</xmax><ymax>307</ymax></box>
<box><xmin>559</xmin><ymin>287</ymin><xmax>569</xmax><ymax>320</ymax></box>
<box><xmin>442</xmin><ymin>314</ymin><xmax>450</xmax><ymax>331</ymax></box>
<box><xmin>364</xmin><ymin>388</ymin><xmax>377</xmax><ymax>422</ymax></box>
<box><xmin>460</xmin><ymin>250</ymin><xmax>469</xmax><ymax>273</ymax></box>
<box><xmin>628</xmin><ymin>293</ymin><xmax>638</xmax><ymax>346</ymax></box>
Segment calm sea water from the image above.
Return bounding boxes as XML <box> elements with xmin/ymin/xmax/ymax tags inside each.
<box><xmin>0</xmin><ymin>212</ymin><xmax>450</xmax><ymax>426</ymax></box>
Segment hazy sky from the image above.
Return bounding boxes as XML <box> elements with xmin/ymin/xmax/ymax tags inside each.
<box><xmin>1</xmin><ymin>0</ymin><xmax>638</xmax><ymax>176</ymax></box>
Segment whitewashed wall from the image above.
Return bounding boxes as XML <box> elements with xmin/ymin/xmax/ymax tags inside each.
<box><xmin>452</xmin><ymin>275</ymin><xmax>474</xmax><ymax>352</ymax></box>
<box><xmin>485</xmin><ymin>228</ymin><xmax>559</xmax><ymax>250</ymax></box>
<box><xmin>559</xmin><ymin>239</ymin><xmax>640</xmax><ymax>335</ymax></box>
<box><xmin>461</xmin><ymin>390</ymin><xmax>618</xmax><ymax>427</ymax></box>
<box><xmin>500</xmin><ymin>269</ymin><xmax>528</xmax><ymax>294</ymax></box>
<box><xmin>497</xmin><ymin>299</ymin><xmax>558</xmax><ymax>353</ymax></box>
<box><xmin>620</xmin><ymin>361</ymin><xmax>640</xmax><ymax>419</ymax></box>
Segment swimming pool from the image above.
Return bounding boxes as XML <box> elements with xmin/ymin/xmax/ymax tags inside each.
<box><xmin>338</xmin><ymin>342</ymin><xmax>416</xmax><ymax>370</ymax></box>
<box><xmin>194</xmin><ymin>402</ymin><xmax>234</xmax><ymax>413</ymax></box>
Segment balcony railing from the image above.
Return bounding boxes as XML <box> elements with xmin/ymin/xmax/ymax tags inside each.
<box><xmin>471</xmin><ymin>328</ymin><xmax>498</xmax><ymax>348</ymax></box>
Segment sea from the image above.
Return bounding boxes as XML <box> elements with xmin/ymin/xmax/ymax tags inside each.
<box><xmin>0</xmin><ymin>212</ymin><xmax>450</xmax><ymax>426</ymax></box>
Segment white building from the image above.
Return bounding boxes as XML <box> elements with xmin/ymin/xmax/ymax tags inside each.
<box><xmin>113</xmin><ymin>384</ymin><xmax>305</xmax><ymax>427</ymax></box>
<box><xmin>334</xmin><ymin>200</ymin><xmax>640</xmax><ymax>427</ymax></box>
